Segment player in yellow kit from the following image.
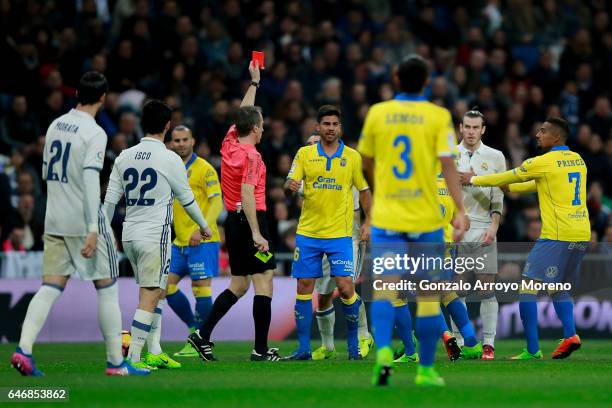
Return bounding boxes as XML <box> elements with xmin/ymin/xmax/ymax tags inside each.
<box><xmin>166</xmin><ymin>125</ymin><xmax>223</xmax><ymax>358</ymax></box>
<box><xmin>460</xmin><ymin>117</ymin><xmax>590</xmax><ymax>360</ymax></box>
<box><xmin>358</xmin><ymin>56</ymin><xmax>467</xmax><ymax>387</ymax></box>
<box><xmin>285</xmin><ymin>105</ymin><xmax>372</xmax><ymax>360</ymax></box>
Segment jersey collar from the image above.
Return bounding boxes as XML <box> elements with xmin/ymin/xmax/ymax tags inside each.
<box><xmin>185</xmin><ymin>153</ymin><xmax>197</xmax><ymax>169</ymax></box>
<box><xmin>550</xmin><ymin>145</ymin><xmax>569</xmax><ymax>151</ymax></box>
<box><xmin>317</xmin><ymin>140</ymin><xmax>345</xmax><ymax>171</ymax></box>
<box><xmin>141</xmin><ymin>136</ymin><xmax>164</xmax><ymax>144</ymax></box>
<box><xmin>394</xmin><ymin>93</ymin><xmax>427</xmax><ymax>101</ymax></box>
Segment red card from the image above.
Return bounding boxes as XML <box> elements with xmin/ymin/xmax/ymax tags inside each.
<box><xmin>252</xmin><ymin>51</ymin><xmax>265</xmax><ymax>69</ymax></box>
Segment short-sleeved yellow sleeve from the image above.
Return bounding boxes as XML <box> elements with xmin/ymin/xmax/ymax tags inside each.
<box><xmin>515</xmin><ymin>156</ymin><xmax>547</xmax><ymax>181</ymax></box>
<box><xmin>351</xmin><ymin>151</ymin><xmax>368</xmax><ymax>191</ymax></box>
<box><xmin>203</xmin><ymin>164</ymin><xmax>221</xmax><ymax>198</ymax></box>
<box><xmin>357</xmin><ymin>105</ymin><xmax>378</xmax><ymax>158</ymax></box>
<box><xmin>288</xmin><ymin>148</ymin><xmax>305</xmax><ymax>181</ymax></box>
<box><xmin>436</xmin><ymin>110</ymin><xmax>458</xmax><ymax>158</ymax></box>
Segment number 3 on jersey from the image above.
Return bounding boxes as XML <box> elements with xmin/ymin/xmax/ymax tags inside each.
<box><xmin>393</xmin><ymin>134</ymin><xmax>412</xmax><ymax>179</ymax></box>
<box><xmin>124</xmin><ymin>167</ymin><xmax>157</xmax><ymax>206</ymax></box>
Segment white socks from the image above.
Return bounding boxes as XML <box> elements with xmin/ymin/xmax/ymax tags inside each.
<box><xmin>316</xmin><ymin>306</ymin><xmax>335</xmax><ymax>351</ymax></box>
<box><xmin>128</xmin><ymin>309</ymin><xmax>154</xmax><ymax>363</ymax></box>
<box><xmin>147</xmin><ymin>299</ymin><xmax>165</xmax><ymax>355</ymax></box>
<box><xmin>357</xmin><ymin>301</ymin><xmax>370</xmax><ymax>339</ymax></box>
<box><xmin>18</xmin><ymin>284</ymin><xmax>62</xmax><ymax>355</ymax></box>
<box><xmin>481</xmin><ymin>295</ymin><xmax>498</xmax><ymax>346</ymax></box>
<box><xmin>96</xmin><ymin>281</ymin><xmax>123</xmax><ymax>366</ymax></box>
<box><xmin>450</xmin><ymin>297</ymin><xmax>467</xmax><ymax>347</ymax></box>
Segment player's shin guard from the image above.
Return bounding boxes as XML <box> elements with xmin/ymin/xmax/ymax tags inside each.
<box><xmin>415</xmin><ymin>298</ymin><xmax>443</xmax><ymax>367</ymax></box>
<box><xmin>444</xmin><ymin>294</ymin><xmax>477</xmax><ymax>347</ymax></box>
<box><xmin>371</xmin><ymin>300</ymin><xmax>393</xmax><ymax>349</ymax></box>
<box><xmin>295</xmin><ymin>294</ymin><xmax>313</xmax><ymax>353</ymax></box>
<box><xmin>96</xmin><ymin>280</ymin><xmax>123</xmax><ymax>366</ymax></box>
<box><xmin>199</xmin><ymin>289</ymin><xmax>238</xmax><ymax>341</ymax></box>
<box><xmin>480</xmin><ymin>293</ymin><xmax>498</xmax><ymax>346</ymax></box>
<box><xmin>341</xmin><ymin>293</ymin><xmax>361</xmax><ymax>356</ymax></box>
<box><xmin>551</xmin><ymin>291</ymin><xmax>576</xmax><ymax>338</ymax></box>
<box><xmin>128</xmin><ymin>309</ymin><xmax>154</xmax><ymax>363</ymax></box>
<box><xmin>392</xmin><ymin>300</ymin><xmax>415</xmax><ymax>355</ymax></box>
<box><xmin>193</xmin><ymin>286</ymin><xmax>213</xmax><ymax>327</ymax></box>
<box><xmin>147</xmin><ymin>300</ymin><xmax>165</xmax><ymax>355</ymax></box>
<box><xmin>449</xmin><ymin>296</ymin><xmax>466</xmax><ymax>346</ymax></box>
<box><xmin>253</xmin><ymin>295</ymin><xmax>272</xmax><ymax>354</ymax></box>
<box><xmin>315</xmin><ymin>306</ymin><xmax>335</xmax><ymax>351</ymax></box>
<box><xmin>519</xmin><ymin>291</ymin><xmax>539</xmax><ymax>354</ymax></box>
<box><xmin>167</xmin><ymin>284</ymin><xmax>196</xmax><ymax>329</ymax></box>
<box><xmin>19</xmin><ymin>284</ymin><xmax>63</xmax><ymax>355</ymax></box>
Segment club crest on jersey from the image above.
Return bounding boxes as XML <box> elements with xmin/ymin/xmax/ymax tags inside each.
<box><xmin>340</xmin><ymin>157</ymin><xmax>347</xmax><ymax>167</ymax></box>
<box><xmin>545</xmin><ymin>266</ymin><xmax>558</xmax><ymax>279</ymax></box>
<box><xmin>481</xmin><ymin>162</ymin><xmax>489</xmax><ymax>171</ymax></box>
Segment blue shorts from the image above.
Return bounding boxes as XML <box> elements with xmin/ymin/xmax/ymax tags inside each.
<box><xmin>292</xmin><ymin>235</ymin><xmax>353</xmax><ymax>279</ymax></box>
<box><xmin>169</xmin><ymin>242</ymin><xmax>220</xmax><ymax>280</ymax></box>
<box><xmin>523</xmin><ymin>239</ymin><xmax>588</xmax><ymax>284</ymax></box>
<box><xmin>371</xmin><ymin>226</ymin><xmax>448</xmax><ymax>280</ymax></box>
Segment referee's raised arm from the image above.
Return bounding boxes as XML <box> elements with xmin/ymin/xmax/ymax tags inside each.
<box><xmin>240</xmin><ymin>60</ymin><xmax>261</xmax><ymax>108</ymax></box>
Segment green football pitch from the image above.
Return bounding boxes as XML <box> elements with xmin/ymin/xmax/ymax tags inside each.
<box><xmin>1</xmin><ymin>340</ymin><xmax>611</xmax><ymax>408</ymax></box>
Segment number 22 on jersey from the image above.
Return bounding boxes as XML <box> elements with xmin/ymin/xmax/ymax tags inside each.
<box><xmin>124</xmin><ymin>167</ymin><xmax>157</xmax><ymax>206</ymax></box>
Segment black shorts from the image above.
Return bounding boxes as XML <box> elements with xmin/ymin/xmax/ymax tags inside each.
<box><xmin>225</xmin><ymin>210</ymin><xmax>277</xmax><ymax>276</ymax></box>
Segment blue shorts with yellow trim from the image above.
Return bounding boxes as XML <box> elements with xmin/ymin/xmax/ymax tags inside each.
<box><xmin>292</xmin><ymin>235</ymin><xmax>353</xmax><ymax>279</ymax></box>
<box><xmin>169</xmin><ymin>242</ymin><xmax>220</xmax><ymax>280</ymax></box>
<box><xmin>523</xmin><ymin>239</ymin><xmax>587</xmax><ymax>284</ymax></box>
<box><xmin>371</xmin><ymin>226</ymin><xmax>448</xmax><ymax>280</ymax></box>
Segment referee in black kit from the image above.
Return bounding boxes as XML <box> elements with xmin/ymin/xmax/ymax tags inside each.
<box><xmin>188</xmin><ymin>60</ymin><xmax>282</xmax><ymax>362</ymax></box>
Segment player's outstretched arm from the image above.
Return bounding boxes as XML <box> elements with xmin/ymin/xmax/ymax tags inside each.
<box><xmin>469</xmin><ymin>169</ymin><xmax>523</xmax><ymax>187</ymax></box>
<box><xmin>508</xmin><ymin>180</ymin><xmax>537</xmax><ymax>194</ymax></box>
<box><xmin>240</xmin><ymin>60</ymin><xmax>260</xmax><ymax>108</ymax></box>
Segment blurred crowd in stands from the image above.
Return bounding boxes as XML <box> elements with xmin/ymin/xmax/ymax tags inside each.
<box><xmin>0</xmin><ymin>0</ymin><xmax>610</xmax><ymax>273</ymax></box>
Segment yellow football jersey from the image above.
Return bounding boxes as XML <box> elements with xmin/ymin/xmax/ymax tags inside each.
<box><xmin>473</xmin><ymin>146</ymin><xmax>590</xmax><ymax>241</ymax></box>
<box><xmin>288</xmin><ymin>141</ymin><xmax>368</xmax><ymax>239</ymax></box>
<box><xmin>358</xmin><ymin>95</ymin><xmax>457</xmax><ymax>233</ymax></box>
<box><xmin>436</xmin><ymin>175</ymin><xmax>455</xmax><ymax>243</ymax></box>
<box><xmin>173</xmin><ymin>154</ymin><xmax>221</xmax><ymax>245</ymax></box>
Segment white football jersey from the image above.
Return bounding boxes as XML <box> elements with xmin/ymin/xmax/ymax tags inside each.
<box><xmin>456</xmin><ymin>141</ymin><xmax>506</xmax><ymax>227</ymax></box>
<box><xmin>43</xmin><ymin>109</ymin><xmax>107</xmax><ymax>236</ymax></box>
<box><xmin>105</xmin><ymin>137</ymin><xmax>196</xmax><ymax>242</ymax></box>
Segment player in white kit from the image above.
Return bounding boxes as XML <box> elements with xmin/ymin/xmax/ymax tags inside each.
<box><xmin>453</xmin><ymin>108</ymin><xmax>506</xmax><ymax>360</ymax></box>
<box><xmin>11</xmin><ymin>72</ymin><xmax>149</xmax><ymax>376</ymax></box>
<box><xmin>300</xmin><ymin>135</ymin><xmax>373</xmax><ymax>360</ymax></box>
<box><xmin>104</xmin><ymin>100</ymin><xmax>212</xmax><ymax>370</ymax></box>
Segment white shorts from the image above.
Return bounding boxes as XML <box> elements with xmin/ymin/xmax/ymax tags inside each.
<box><xmin>457</xmin><ymin>227</ymin><xmax>498</xmax><ymax>275</ymax></box>
<box><xmin>123</xmin><ymin>240</ymin><xmax>170</xmax><ymax>289</ymax></box>
<box><xmin>315</xmin><ymin>239</ymin><xmax>365</xmax><ymax>295</ymax></box>
<box><xmin>43</xmin><ymin>231</ymin><xmax>119</xmax><ymax>281</ymax></box>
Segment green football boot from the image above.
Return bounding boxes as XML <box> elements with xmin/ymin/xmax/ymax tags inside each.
<box><xmin>312</xmin><ymin>346</ymin><xmax>336</xmax><ymax>360</ymax></box>
<box><xmin>144</xmin><ymin>352</ymin><xmax>182</xmax><ymax>369</ymax></box>
<box><xmin>415</xmin><ymin>365</ymin><xmax>445</xmax><ymax>387</ymax></box>
<box><xmin>511</xmin><ymin>349</ymin><xmax>543</xmax><ymax>360</ymax></box>
<box><xmin>460</xmin><ymin>342</ymin><xmax>483</xmax><ymax>360</ymax></box>
<box><xmin>393</xmin><ymin>352</ymin><xmax>419</xmax><ymax>363</ymax></box>
<box><xmin>174</xmin><ymin>341</ymin><xmax>199</xmax><ymax>357</ymax></box>
<box><xmin>359</xmin><ymin>336</ymin><xmax>374</xmax><ymax>358</ymax></box>
<box><xmin>132</xmin><ymin>360</ymin><xmax>158</xmax><ymax>370</ymax></box>
<box><xmin>371</xmin><ymin>346</ymin><xmax>394</xmax><ymax>387</ymax></box>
